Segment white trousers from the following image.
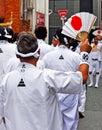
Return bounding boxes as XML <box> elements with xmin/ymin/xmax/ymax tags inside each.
<box><xmin>78</xmin><ymin>85</ymin><xmax>86</xmax><ymax>113</ymax></box>
<box><xmin>0</xmin><ymin>122</ymin><xmax>6</xmax><ymax>130</ymax></box>
<box><xmin>58</xmin><ymin>94</ymin><xmax>80</xmax><ymax>130</ymax></box>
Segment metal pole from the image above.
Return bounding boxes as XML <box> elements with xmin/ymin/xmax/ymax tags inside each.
<box><xmin>61</xmin><ymin>19</ymin><xmax>65</xmax><ymax>27</ymax></box>
<box><xmin>45</xmin><ymin>0</ymin><xmax>49</xmax><ymax>43</ymax></box>
<box><xmin>61</xmin><ymin>17</ymin><xmax>66</xmax><ymax>27</ymax></box>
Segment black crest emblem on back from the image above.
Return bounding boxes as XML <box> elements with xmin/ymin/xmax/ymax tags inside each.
<box><xmin>59</xmin><ymin>55</ymin><xmax>64</xmax><ymax>59</ymax></box>
<box><xmin>18</xmin><ymin>78</ymin><xmax>26</xmax><ymax>87</ymax></box>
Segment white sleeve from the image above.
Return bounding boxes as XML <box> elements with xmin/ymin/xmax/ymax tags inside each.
<box><xmin>41</xmin><ymin>54</ymin><xmax>49</xmax><ymax>68</ymax></box>
<box><xmin>4</xmin><ymin>57</ymin><xmax>20</xmax><ymax>73</ymax></box>
<box><xmin>44</xmin><ymin>69</ymin><xmax>83</xmax><ymax>94</ymax></box>
<box><xmin>0</xmin><ymin>74</ymin><xmax>9</xmax><ymax>125</ymax></box>
<box><xmin>37</xmin><ymin>59</ymin><xmax>45</xmax><ymax>70</ymax></box>
<box><xmin>0</xmin><ymin>83</ymin><xmax>4</xmax><ymax>125</ymax></box>
<box><xmin>37</xmin><ymin>54</ymin><xmax>50</xmax><ymax>69</ymax></box>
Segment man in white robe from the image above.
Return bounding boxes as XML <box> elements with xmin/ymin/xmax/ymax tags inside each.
<box><xmin>0</xmin><ymin>32</ymin><xmax>91</xmax><ymax>130</ymax></box>
<box><xmin>0</xmin><ymin>26</ymin><xmax>16</xmax><ymax>81</ymax></box>
<box><xmin>37</xmin><ymin>30</ymin><xmax>82</xmax><ymax>130</ymax></box>
<box><xmin>34</xmin><ymin>26</ymin><xmax>53</xmax><ymax>59</ymax></box>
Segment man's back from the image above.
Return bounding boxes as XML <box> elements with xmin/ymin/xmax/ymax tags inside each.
<box><xmin>41</xmin><ymin>45</ymin><xmax>81</xmax><ymax>130</ymax></box>
<box><xmin>42</xmin><ymin>45</ymin><xmax>80</xmax><ymax>71</ymax></box>
<box><xmin>0</xmin><ymin>62</ymin><xmax>83</xmax><ymax>130</ymax></box>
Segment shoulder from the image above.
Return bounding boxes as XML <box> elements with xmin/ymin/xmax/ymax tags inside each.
<box><xmin>68</xmin><ymin>49</ymin><xmax>80</xmax><ymax>57</ymax></box>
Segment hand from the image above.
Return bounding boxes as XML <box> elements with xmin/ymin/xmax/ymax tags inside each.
<box><xmin>80</xmin><ymin>39</ymin><xmax>92</xmax><ymax>53</ymax></box>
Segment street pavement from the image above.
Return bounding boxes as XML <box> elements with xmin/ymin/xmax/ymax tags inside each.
<box><xmin>77</xmin><ymin>77</ymin><xmax>102</xmax><ymax>130</ymax></box>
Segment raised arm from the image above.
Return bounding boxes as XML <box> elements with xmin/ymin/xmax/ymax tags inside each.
<box><xmin>78</xmin><ymin>39</ymin><xmax>92</xmax><ymax>84</ymax></box>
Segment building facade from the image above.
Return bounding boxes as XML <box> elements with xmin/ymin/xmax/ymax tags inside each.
<box><xmin>49</xmin><ymin>0</ymin><xmax>80</xmax><ymax>43</ymax></box>
<box><xmin>0</xmin><ymin>0</ymin><xmax>21</xmax><ymax>32</ymax></box>
<box><xmin>0</xmin><ymin>0</ymin><xmax>102</xmax><ymax>43</ymax></box>
<box><xmin>49</xmin><ymin>0</ymin><xmax>102</xmax><ymax>43</ymax></box>
<box><xmin>0</xmin><ymin>0</ymin><xmax>49</xmax><ymax>34</ymax></box>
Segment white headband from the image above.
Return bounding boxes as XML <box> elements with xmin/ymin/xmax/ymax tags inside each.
<box><xmin>16</xmin><ymin>46</ymin><xmax>40</xmax><ymax>58</ymax></box>
<box><xmin>64</xmin><ymin>37</ymin><xmax>68</xmax><ymax>44</ymax></box>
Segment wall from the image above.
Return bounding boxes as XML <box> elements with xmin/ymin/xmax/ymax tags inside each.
<box><xmin>93</xmin><ymin>0</ymin><xmax>101</xmax><ymax>28</ymax></box>
<box><xmin>0</xmin><ymin>0</ymin><xmax>30</xmax><ymax>33</ymax></box>
<box><xmin>80</xmin><ymin>0</ymin><xmax>93</xmax><ymax>13</ymax></box>
<box><xmin>5</xmin><ymin>0</ymin><xmax>21</xmax><ymax>32</ymax></box>
<box><xmin>0</xmin><ymin>0</ymin><xmax>5</xmax><ymax>21</ymax></box>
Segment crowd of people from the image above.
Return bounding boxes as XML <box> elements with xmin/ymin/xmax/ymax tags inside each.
<box><xmin>0</xmin><ymin>23</ymin><xmax>102</xmax><ymax>130</ymax></box>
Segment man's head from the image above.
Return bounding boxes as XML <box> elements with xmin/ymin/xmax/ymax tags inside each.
<box><xmin>34</xmin><ymin>26</ymin><xmax>47</xmax><ymax>40</ymax></box>
<box><xmin>56</xmin><ymin>29</ymin><xmax>71</xmax><ymax>47</ymax></box>
<box><xmin>16</xmin><ymin>32</ymin><xmax>40</xmax><ymax>61</ymax></box>
<box><xmin>94</xmin><ymin>36</ymin><xmax>99</xmax><ymax>44</ymax></box>
<box><xmin>51</xmin><ymin>34</ymin><xmax>59</xmax><ymax>47</ymax></box>
<box><xmin>0</xmin><ymin>26</ymin><xmax>12</xmax><ymax>40</ymax></box>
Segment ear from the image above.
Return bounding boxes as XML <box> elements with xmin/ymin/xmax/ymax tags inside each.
<box><xmin>16</xmin><ymin>54</ymin><xmax>20</xmax><ymax>58</ymax></box>
<box><xmin>38</xmin><ymin>49</ymin><xmax>40</xmax><ymax>55</ymax></box>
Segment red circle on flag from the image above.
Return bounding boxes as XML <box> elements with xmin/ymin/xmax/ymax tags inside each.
<box><xmin>97</xmin><ymin>30</ymin><xmax>101</xmax><ymax>34</ymax></box>
<box><xmin>71</xmin><ymin>16</ymin><xmax>82</xmax><ymax>31</ymax></box>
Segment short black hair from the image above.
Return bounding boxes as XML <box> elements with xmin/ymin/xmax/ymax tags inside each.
<box><xmin>56</xmin><ymin>29</ymin><xmax>71</xmax><ymax>44</ymax></box>
<box><xmin>34</xmin><ymin>26</ymin><xmax>47</xmax><ymax>40</ymax></box>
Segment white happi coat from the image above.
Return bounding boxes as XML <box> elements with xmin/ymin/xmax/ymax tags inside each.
<box><xmin>0</xmin><ymin>62</ymin><xmax>83</xmax><ymax>130</ymax></box>
<box><xmin>37</xmin><ymin>39</ymin><xmax>53</xmax><ymax>59</ymax></box>
<box><xmin>4</xmin><ymin>56</ymin><xmax>20</xmax><ymax>74</ymax></box>
<box><xmin>40</xmin><ymin>45</ymin><xmax>81</xmax><ymax>130</ymax></box>
<box><xmin>89</xmin><ymin>42</ymin><xmax>102</xmax><ymax>72</ymax></box>
<box><xmin>0</xmin><ymin>40</ymin><xmax>16</xmax><ymax>81</ymax></box>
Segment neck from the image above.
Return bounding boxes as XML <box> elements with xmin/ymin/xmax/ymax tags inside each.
<box><xmin>19</xmin><ymin>57</ymin><xmax>38</xmax><ymax>66</ymax></box>
<box><xmin>59</xmin><ymin>43</ymin><xmax>69</xmax><ymax>48</ymax></box>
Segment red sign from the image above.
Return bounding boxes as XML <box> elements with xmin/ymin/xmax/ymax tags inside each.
<box><xmin>36</xmin><ymin>12</ymin><xmax>45</xmax><ymax>26</ymax></box>
<box><xmin>58</xmin><ymin>10</ymin><xmax>68</xmax><ymax>18</ymax></box>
